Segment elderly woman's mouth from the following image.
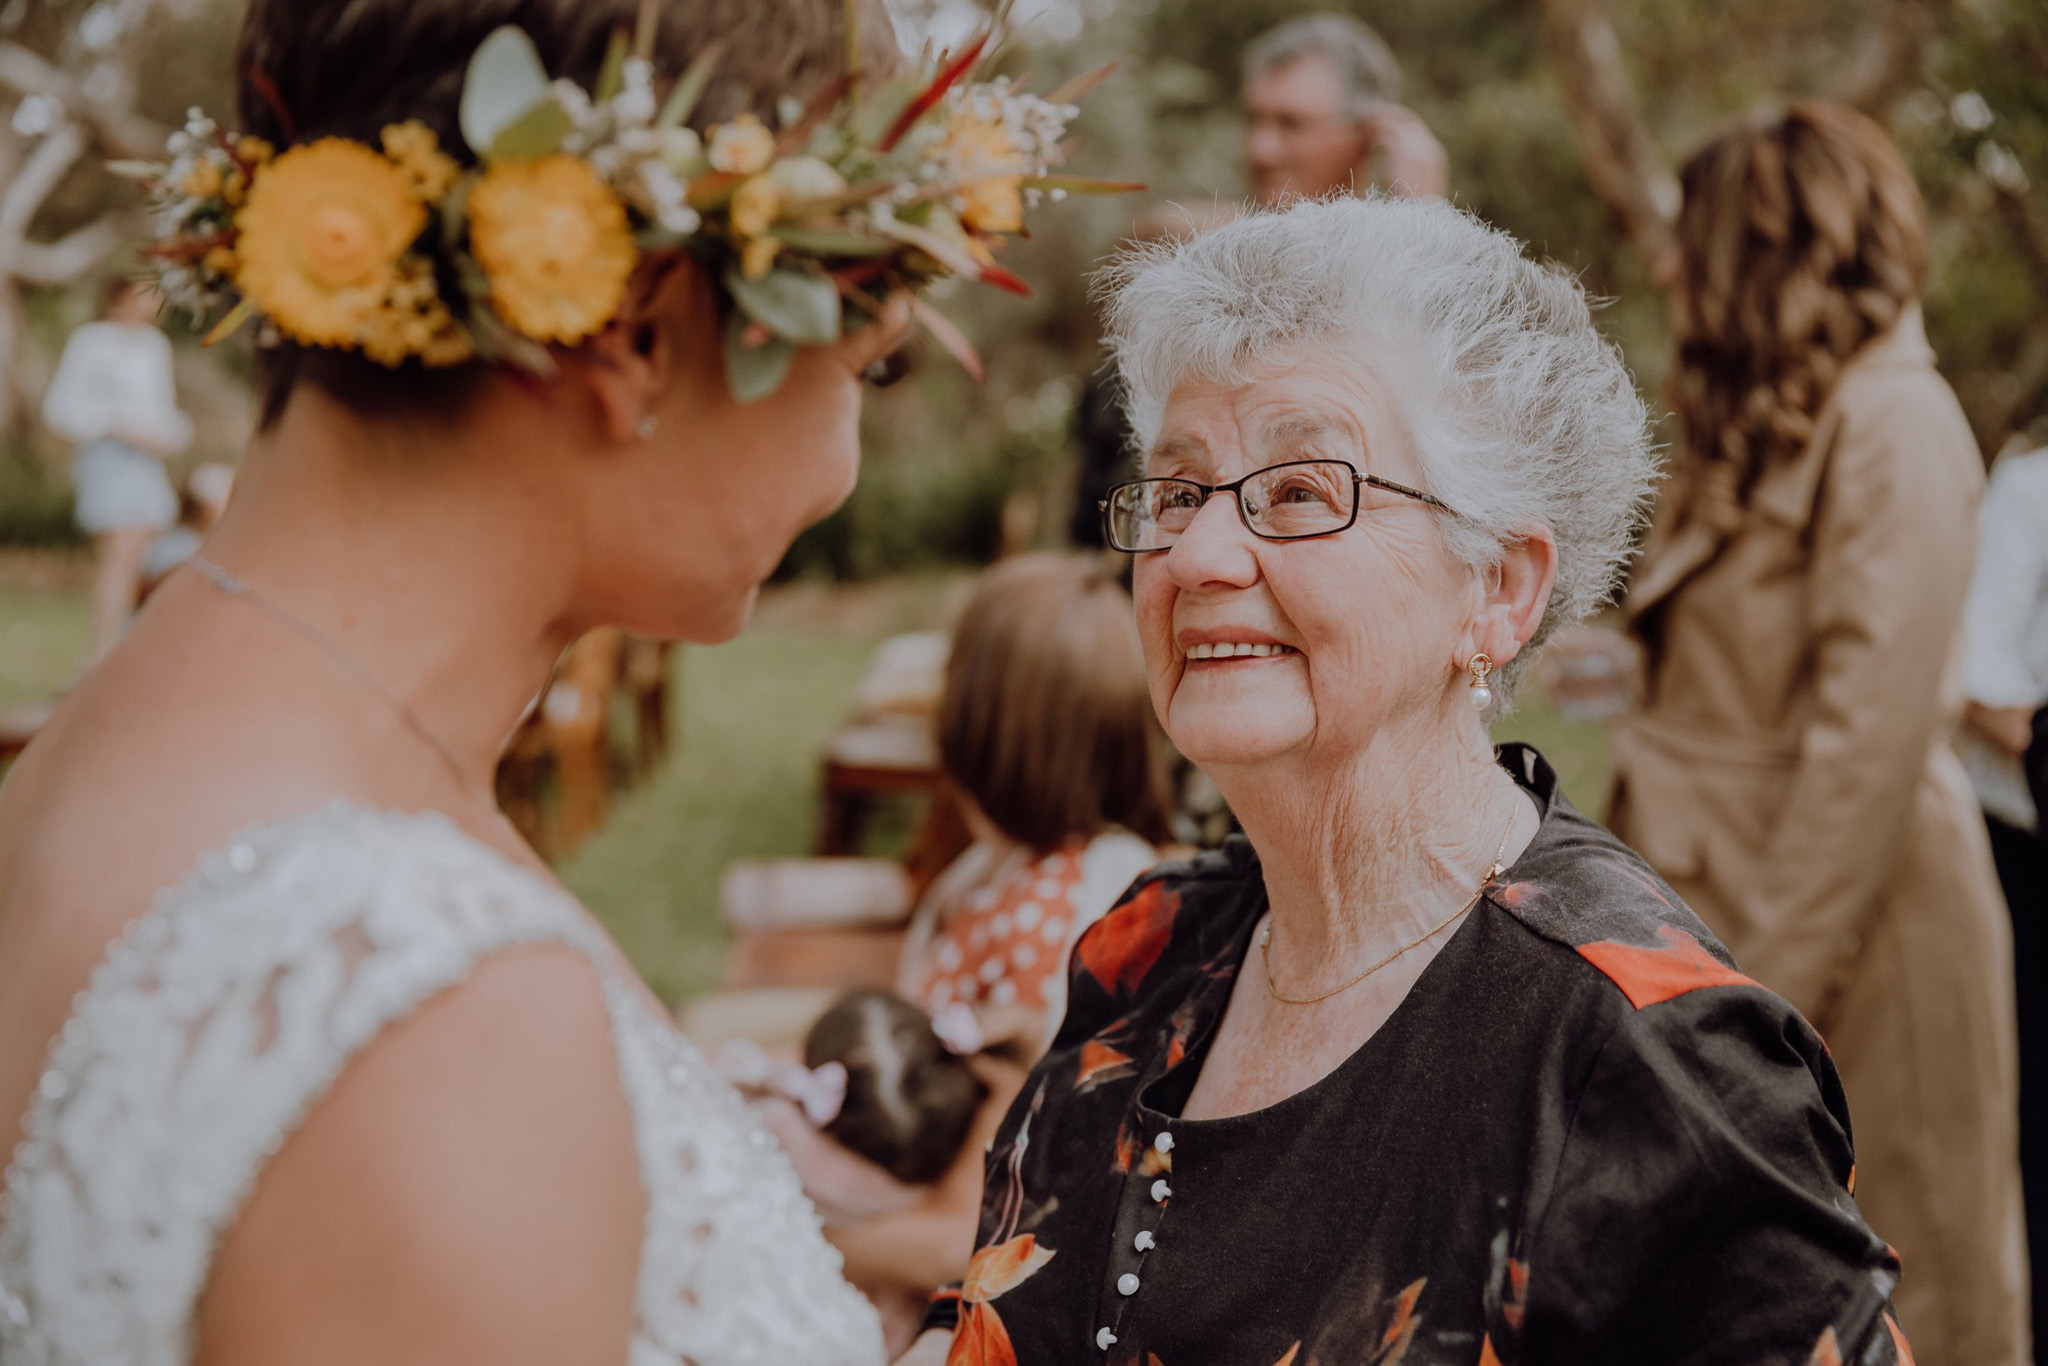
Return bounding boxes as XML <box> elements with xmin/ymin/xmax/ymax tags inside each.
<box><xmin>1185</xmin><ymin>642</ymin><xmax>1301</xmax><ymax>660</ymax></box>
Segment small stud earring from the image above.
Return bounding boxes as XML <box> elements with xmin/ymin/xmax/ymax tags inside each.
<box><xmin>1466</xmin><ymin>653</ymin><xmax>1496</xmax><ymax>709</ymax></box>
<box><xmin>637</xmin><ymin>413</ymin><xmax>659</xmax><ymax>440</ymax></box>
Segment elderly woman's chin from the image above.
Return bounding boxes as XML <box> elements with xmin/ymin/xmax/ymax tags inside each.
<box><xmin>1159</xmin><ymin>660</ymin><xmax>1319</xmax><ymax>768</ymax></box>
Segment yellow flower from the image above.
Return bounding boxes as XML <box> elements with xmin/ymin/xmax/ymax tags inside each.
<box><xmin>708</xmin><ymin>115</ymin><xmax>776</xmax><ymax>175</ymax></box>
<box><xmin>234</xmin><ymin>138</ymin><xmax>425</xmax><ymax>347</ymax></box>
<box><xmin>182</xmin><ymin>160</ymin><xmax>223</xmax><ymax>199</ymax></box>
<box><xmin>740</xmin><ymin>235</ymin><xmax>782</xmax><ymax>281</ymax></box>
<box><xmin>467</xmin><ymin>154</ymin><xmax>636</xmax><ymax>344</ymax></box>
<box><xmin>359</xmin><ymin>257</ymin><xmax>475</xmax><ymax>368</ymax></box>
<box><xmin>222</xmin><ymin>169</ymin><xmax>250</xmax><ymax>207</ymax></box>
<box><xmin>202</xmin><ymin>245</ymin><xmax>238</xmax><ymax>277</ymax></box>
<box><xmin>381</xmin><ymin>121</ymin><xmax>462</xmax><ymax>204</ymax></box>
<box><xmin>236</xmin><ymin>136</ymin><xmax>275</xmax><ymax>167</ymax></box>
<box><xmin>728</xmin><ymin>175</ymin><xmax>781</xmax><ymax>239</ymax></box>
<box><xmin>958</xmin><ymin>176</ymin><xmax>1024</xmax><ymax>234</ymax></box>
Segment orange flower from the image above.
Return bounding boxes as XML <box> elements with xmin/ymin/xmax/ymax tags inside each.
<box><xmin>959</xmin><ymin>176</ymin><xmax>1025</xmax><ymax>234</ymax></box>
<box><xmin>381</xmin><ymin>120</ymin><xmax>462</xmax><ymax>203</ymax></box>
<box><xmin>234</xmin><ymin>138</ymin><xmax>425</xmax><ymax>347</ymax></box>
<box><xmin>467</xmin><ymin>154</ymin><xmax>636</xmax><ymax>344</ymax></box>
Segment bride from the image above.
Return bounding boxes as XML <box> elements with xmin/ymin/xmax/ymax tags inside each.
<box><xmin>0</xmin><ymin>0</ymin><xmax>1097</xmax><ymax>1360</ymax></box>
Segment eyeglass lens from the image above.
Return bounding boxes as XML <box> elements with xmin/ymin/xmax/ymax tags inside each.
<box><xmin>1108</xmin><ymin>460</ymin><xmax>1357</xmax><ymax>552</ymax></box>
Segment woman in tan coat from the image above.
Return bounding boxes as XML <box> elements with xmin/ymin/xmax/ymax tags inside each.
<box><xmin>1607</xmin><ymin>102</ymin><xmax>2028</xmax><ymax>1365</ymax></box>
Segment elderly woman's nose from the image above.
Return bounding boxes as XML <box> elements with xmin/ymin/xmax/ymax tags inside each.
<box><xmin>1165</xmin><ymin>490</ymin><xmax>1261</xmax><ymax>587</ymax></box>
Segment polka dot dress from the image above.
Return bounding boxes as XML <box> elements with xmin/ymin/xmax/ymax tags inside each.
<box><xmin>919</xmin><ymin>843</ymin><xmax>1087</xmax><ymax>1015</ymax></box>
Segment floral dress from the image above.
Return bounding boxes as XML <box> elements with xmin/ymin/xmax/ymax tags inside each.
<box><xmin>923</xmin><ymin>746</ymin><xmax>1912</xmax><ymax>1366</ymax></box>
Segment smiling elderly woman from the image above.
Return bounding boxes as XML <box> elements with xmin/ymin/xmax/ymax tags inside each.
<box><xmin>910</xmin><ymin>197</ymin><xmax>1913</xmax><ymax>1366</ymax></box>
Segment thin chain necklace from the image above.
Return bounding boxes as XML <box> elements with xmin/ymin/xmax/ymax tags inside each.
<box><xmin>1259</xmin><ymin>809</ymin><xmax>1520</xmax><ymax>1006</ymax></box>
<box><xmin>185</xmin><ymin>554</ymin><xmax>492</xmax><ymax>805</ymax></box>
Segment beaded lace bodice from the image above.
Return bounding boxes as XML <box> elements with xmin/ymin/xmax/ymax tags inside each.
<box><xmin>0</xmin><ymin>803</ymin><xmax>882</xmax><ymax>1366</ymax></box>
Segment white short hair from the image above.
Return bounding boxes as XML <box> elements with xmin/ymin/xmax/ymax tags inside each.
<box><xmin>1098</xmin><ymin>194</ymin><xmax>1658</xmax><ymax>702</ymax></box>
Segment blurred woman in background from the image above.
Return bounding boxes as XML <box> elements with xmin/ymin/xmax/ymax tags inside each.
<box><xmin>762</xmin><ymin>552</ymin><xmax>1172</xmax><ymax>1352</ymax></box>
<box><xmin>1608</xmin><ymin>101</ymin><xmax>2027</xmax><ymax>1364</ymax></box>
<box><xmin>899</xmin><ymin>552</ymin><xmax>1174</xmax><ymax>1054</ymax></box>
<box><xmin>41</xmin><ymin>279</ymin><xmax>192</xmax><ymax>661</ymax></box>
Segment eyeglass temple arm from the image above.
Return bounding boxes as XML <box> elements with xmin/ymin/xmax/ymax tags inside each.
<box><xmin>1359</xmin><ymin>473</ymin><xmax>1458</xmax><ymax>515</ymax></box>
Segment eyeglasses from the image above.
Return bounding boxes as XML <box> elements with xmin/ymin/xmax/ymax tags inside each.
<box><xmin>1099</xmin><ymin>458</ymin><xmax>1456</xmax><ymax>554</ymax></box>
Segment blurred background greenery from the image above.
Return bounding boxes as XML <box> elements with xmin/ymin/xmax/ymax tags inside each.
<box><xmin>0</xmin><ymin>0</ymin><xmax>2037</xmax><ymax>998</ymax></box>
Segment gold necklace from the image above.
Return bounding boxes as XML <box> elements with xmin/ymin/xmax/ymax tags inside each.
<box><xmin>186</xmin><ymin>555</ymin><xmax>492</xmax><ymax>806</ymax></box>
<box><xmin>1259</xmin><ymin>810</ymin><xmax>1519</xmax><ymax>1006</ymax></box>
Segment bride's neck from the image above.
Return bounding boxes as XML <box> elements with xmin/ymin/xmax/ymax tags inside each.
<box><xmin>199</xmin><ymin>388</ymin><xmax>581</xmax><ymax>798</ymax></box>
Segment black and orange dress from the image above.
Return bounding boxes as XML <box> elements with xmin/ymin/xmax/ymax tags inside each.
<box><xmin>923</xmin><ymin>746</ymin><xmax>1912</xmax><ymax>1366</ymax></box>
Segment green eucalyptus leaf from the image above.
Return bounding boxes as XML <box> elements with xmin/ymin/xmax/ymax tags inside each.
<box><xmin>488</xmin><ymin>97</ymin><xmax>575</xmax><ymax>161</ymax></box>
<box><xmin>658</xmin><ymin>43</ymin><xmax>722</xmax><ymax>129</ymax></box>
<box><xmin>594</xmin><ymin>28</ymin><xmax>631</xmax><ymax>103</ymax></box>
<box><xmin>460</xmin><ymin>26</ymin><xmax>554</xmax><ymax>157</ymax></box>
<box><xmin>724</xmin><ymin>311</ymin><xmax>796</xmax><ymax>403</ymax></box>
<box><xmin>768</xmin><ymin>227</ymin><xmax>896</xmax><ymax>257</ymax></box>
<box><xmin>725</xmin><ymin>266</ymin><xmax>842</xmax><ymax>345</ymax></box>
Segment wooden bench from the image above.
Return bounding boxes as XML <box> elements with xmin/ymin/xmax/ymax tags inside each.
<box><xmin>816</xmin><ymin>631</ymin><xmax>949</xmax><ymax>856</ymax></box>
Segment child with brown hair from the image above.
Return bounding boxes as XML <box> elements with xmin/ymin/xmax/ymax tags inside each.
<box><xmin>753</xmin><ymin>551</ymin><xmax>1172</xmax><ymax>1352</ymax></box>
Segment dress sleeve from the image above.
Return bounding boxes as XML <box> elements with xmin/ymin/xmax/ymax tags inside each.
<box><xmin>1744</xmin><ymin>372</ymin><xmax>1982</xmax><ymax>1022</ymax></box>
<box><xmin>1963</xmin><ymin>456</ymin><xmax>2048</xmax><ymax>708</ymax></box>
<box><xmin>1523</xmin><ymin>992</ymin><xmax>1909</xmax><ymax>1366</ymax></box>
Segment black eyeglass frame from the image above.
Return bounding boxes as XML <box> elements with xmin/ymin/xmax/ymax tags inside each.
<box><xmin>1097</xmin><ymin>458</ymin><xmax>1459</xmax><ymax>554</ymax></box>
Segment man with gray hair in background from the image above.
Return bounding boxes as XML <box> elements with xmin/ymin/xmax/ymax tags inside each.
<box><xmin>1242</xmin><ymin>12</ymin><xmax>1448</xmax><ymax>204</ymax></box>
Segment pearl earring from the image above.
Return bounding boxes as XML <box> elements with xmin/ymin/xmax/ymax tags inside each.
<box><xmin>1466</xmin><ymin>653</ymin><xmax>1496</xmax><ymax>709</ymax></box>
<box><xmin>637</xmin><ymin>413</ymin><xmax>659</xmax><ymax>440</ymax></box>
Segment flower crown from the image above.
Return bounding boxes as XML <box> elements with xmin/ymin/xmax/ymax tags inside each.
<box><xmin>120</xmin><ymin>22</ymin><xmax>1134</xmax><ymax>401</ymax></box>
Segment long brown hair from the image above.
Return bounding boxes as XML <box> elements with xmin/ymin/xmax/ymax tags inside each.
<box><xmin>938</xmin><ymin>553</ymin><xmax>1173</xmax><ymax>853</ymax></box>
<box><xmin>1667</xmin><ymin>101</ymin><xmax>1927</xmax><ymax>508</ymax></box>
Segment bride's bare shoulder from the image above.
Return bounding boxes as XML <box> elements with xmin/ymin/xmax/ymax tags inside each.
<box><xmin>195</xmin><ymin>941</ymin><xmax>644</xmax><ymax>1365</ymax></box>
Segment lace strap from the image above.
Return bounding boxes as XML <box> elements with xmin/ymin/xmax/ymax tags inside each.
<box><xmin>0</xmin><ymin>804</ymin><xmax>607</xmax><ymax>1366</ymax></box>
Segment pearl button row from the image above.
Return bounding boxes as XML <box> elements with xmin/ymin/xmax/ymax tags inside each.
<box><xmin>1098</xmin><ymin>1128</ymin><xmax>1174</xmax><ymax>1349</ymax></box>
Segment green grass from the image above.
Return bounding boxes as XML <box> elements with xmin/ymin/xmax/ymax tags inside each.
<box><xmin>0</xmin><ymin>584</ymin><xmax>90</xmax><ymax>707</ymax></box>
<box><xmin>561</xmin><ymin>629</ymin><xmax>886</xmax><ymax>1003</ymax></box>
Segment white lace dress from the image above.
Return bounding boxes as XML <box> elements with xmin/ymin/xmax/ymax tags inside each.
<box><xmin>0</xmin><ymin>803</ymin><xmax>884</xmax><ymax>1366</ymax></box>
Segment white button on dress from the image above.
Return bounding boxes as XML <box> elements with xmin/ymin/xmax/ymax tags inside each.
<box><xmin>1154</xmin><ymin>1131</ymin><xmax>1174</xmax><ymax>1154</ymax></box>
<box><xmin>1134</xmin><ymin>1230</ymin><xmax>1155</xmax><ymax>1252</ymax></box>
<box><xmin>1097</xmin><ymin>1328</ymin><xmax>1118</xmax><ymax>1350</ymax></box>
<box><xmin>1118</xmin><ymin>1273</ymin><xmax>1141</xmax><ymax>1296</ymax></box>
<box><xmin>1151</xmin><ymin>1179</ymin><xmax>1172</xmax><ymax>1202</ymax></box>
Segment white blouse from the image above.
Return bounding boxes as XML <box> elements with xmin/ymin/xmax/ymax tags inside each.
<box><xmin>1961</xmin><ymin>445</ymin><xmax>2048</xmax><ymax>829</ymax></box>
<box><xmin>41</xmin><ymin>322</ymin><xmax>192</xmax><ymax>453</ymax></box>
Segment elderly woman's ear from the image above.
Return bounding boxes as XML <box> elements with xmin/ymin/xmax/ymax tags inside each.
<box><xmin>1461</xmin><ymin>523</ymin><xmax>1559</xmax><ymax>672</ymax></box>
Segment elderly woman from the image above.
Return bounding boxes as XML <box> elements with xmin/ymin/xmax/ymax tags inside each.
<box><xmin>906</xmin><ymin>196</ymin><xmax>1911</xmax><ymax>1365</ymax></box>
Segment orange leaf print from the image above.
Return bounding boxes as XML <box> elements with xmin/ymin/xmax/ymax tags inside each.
<box><xmin>1884</xmin><ymin>1313</ymin><xmax>1917</xmax><ymax>1365</ymax></box>
<box><xmin>1076</xmin><ymin>882</ymin><xmax>1179</xmax><ymax>997</ymax></box>
<box><xmin>1272</xmin><ymin>1345</ymin><xmax>1301</xmax><ymax>1366</ymax></box>
<box><xmin>963</xmin><ymin>1234</ymin><xmax>1057</xmax><ymax>1304</ymax></box>
<box><xmin>1576</xmin><ymin>925</ymin><xmax>1762</xmax><ymax>1009</ymax></box>
<box><xmin>1380</xmin><ymin>1278</ymin><xmax>1425</xmax><ymax>1362</ymax></box>
<box><xmin>1114</xmin><ymin>1120</ymin><xmax>1142</xmax><ymax>1174</ymax></box>
<box><xmin>1808</xmin><ymin>1326</ymin><xmax>1844</xmax><ymax>1366</ymax></box>
<box><xmin>1077</xmin><ymin>1039</ymin><xmax>1135</xmax><ymax>1092</ymax></box>
<box><xmin>1139</xmin><ymin>1145</ymin><xmax>1173</xmax><ymax>1177</ymax></box>
<box><xmin>1502</xmin><ymin>1257</ymin><xmax>1528</xmax><ymax>1331</ymax></box>
<box><xmin>948</xmin><ymin>1301</ymin><xmax>1019</xmax><ymax>1366</ymax></box>
<box><xmin>1477</xmin><ymin>1335</ymin><xmax>1503</xmax><ymax>1366</ymax></box>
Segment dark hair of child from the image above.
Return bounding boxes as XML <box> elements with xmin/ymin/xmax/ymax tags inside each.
<box><xmin>804</xmin><ymin>990</ymin><xmax>988</xmax><ymax>1185</ymax></box>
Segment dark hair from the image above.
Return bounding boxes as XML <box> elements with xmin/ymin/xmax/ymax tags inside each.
<box><xmin>233</xmin><ymin>0</ymin><xmax>900</xmax><ymax>428</ymax></box>
<box><xmin>939</xmin><ymin>552</ymin><xmax>1173</xmax><ymax>853</ymax></box>
<box><xmin>804</xmin><ymin>991</ymin><xmax>986</xmax><ymax>1185</ymax></box>
<box><xmin>1668</xmin><ymin>101</ymin><xmax>1928</xmax><ymax>507</ymax></box>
